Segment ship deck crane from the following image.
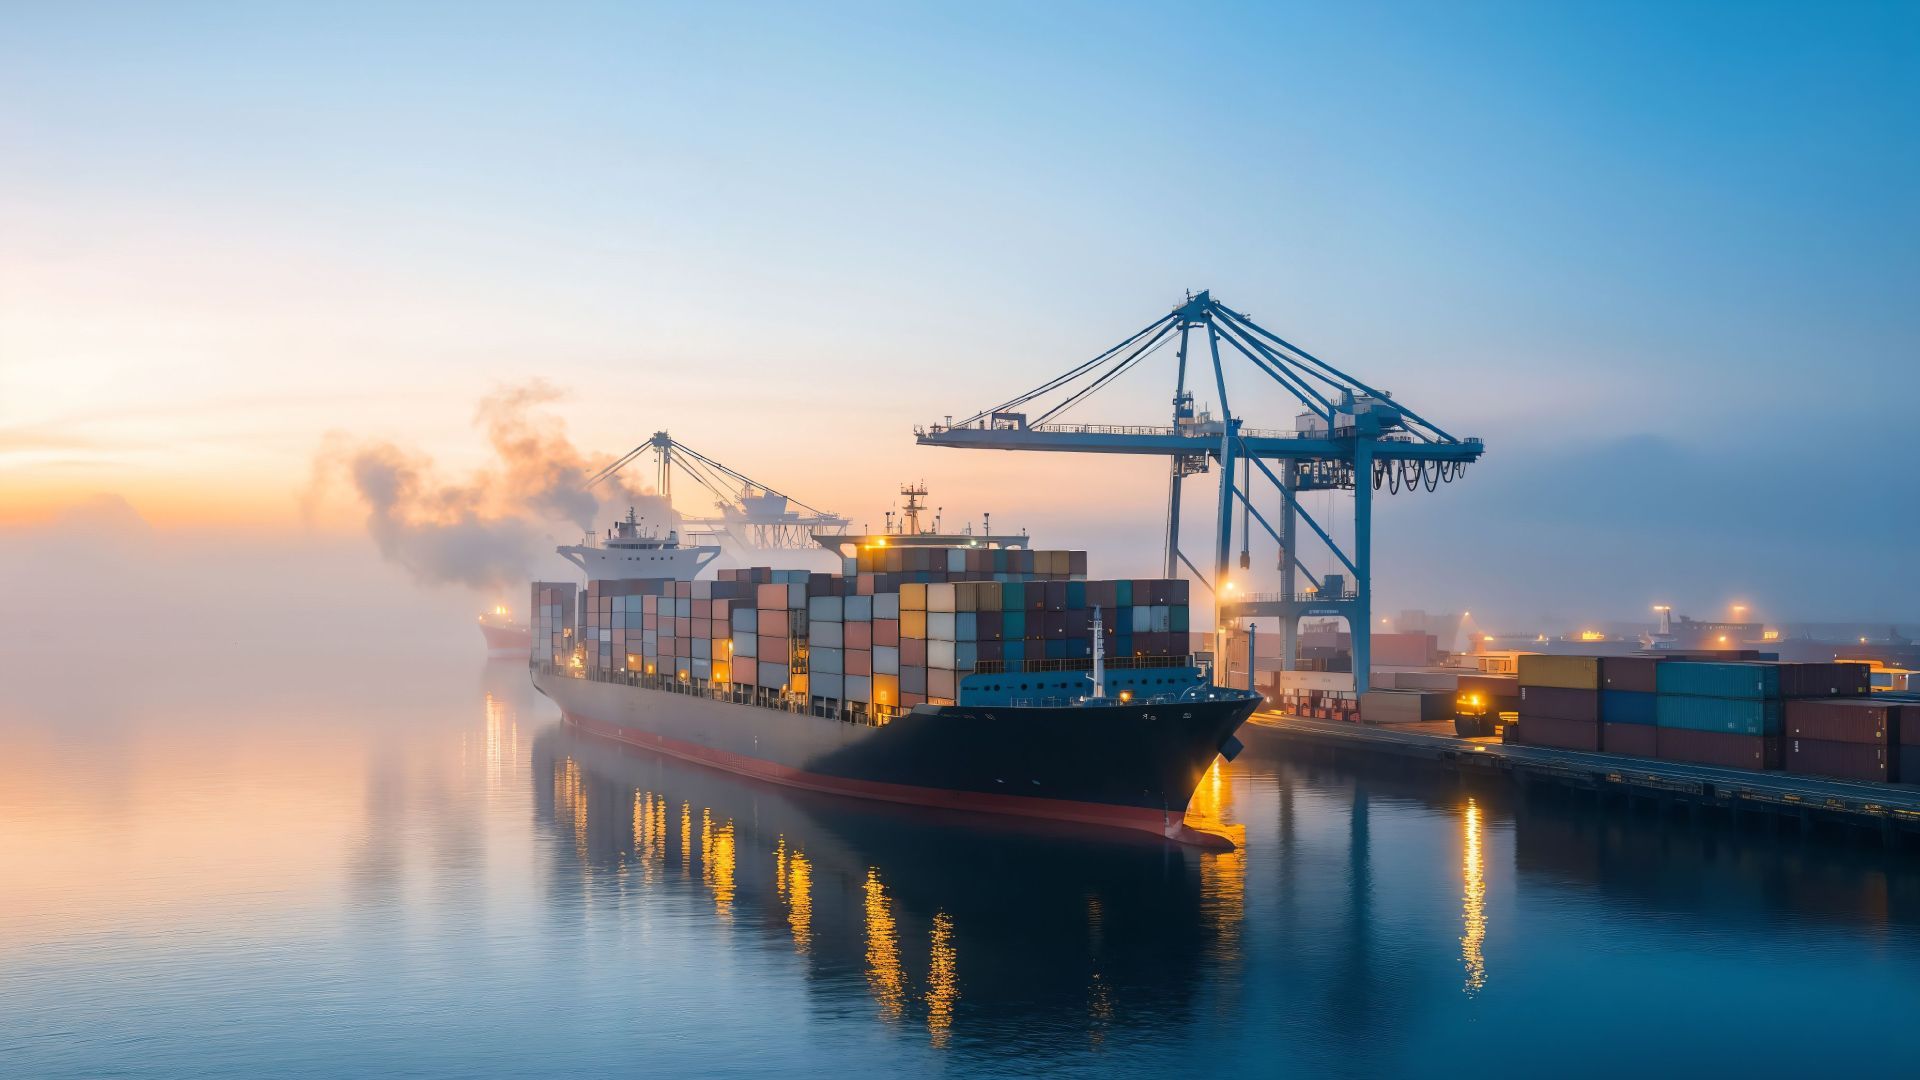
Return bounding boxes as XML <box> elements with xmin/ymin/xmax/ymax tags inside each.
<box><xmin>915</xmin><ymin>291</ymin><xmax>1484</xmax><ymax>693</ymax></box>
<box><xmin>587</xmin><ymin>432</ymin><xmax>851</xmax><ymax>551</ymax></box>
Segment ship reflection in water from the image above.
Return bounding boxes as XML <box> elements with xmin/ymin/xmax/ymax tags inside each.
<box><xmin>533</xmin><ymin>724</ymin><xmax>1246</xmax><ymax>1052</ymax></box>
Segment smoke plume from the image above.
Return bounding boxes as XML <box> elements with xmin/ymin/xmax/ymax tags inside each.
<box><xmin>309</xmin><ymin>380</ymin><xmax>653</xmax><ymax>591</ymax></box>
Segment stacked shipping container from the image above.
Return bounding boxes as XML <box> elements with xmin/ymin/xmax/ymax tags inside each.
<box><xmin>1515</xmin><ymin>654</ymin><xmax>1874</xmax><ymax>774</ymax></box>
<box><xmin>566</xmin><ymin>553</ymin><xmax>1193</xmax><ymax>721</ymax></box>
<box><xmin>1783</xmin><ymin>698</ymin><xmax>1905</xmax><ymax>783</ymax></box>
<box><xmin>529</xmin><ymin>581</ymin><xmax>578</xmax><ymax>666</ymax></box>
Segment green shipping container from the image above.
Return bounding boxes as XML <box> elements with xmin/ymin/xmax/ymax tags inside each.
<box><xmin>1001</xmin><ymin>582</ymin><xmax>1025</xmax><ymax>610</ymax></box>
<box><xmin>1655</xmin><ymin>661</ymin><xmax>1779</xmax><ymax>700</ymax></box>
<box><xmin>1656</xmin><ymin>694</ymin><xmax>1781</xmax><ymax>736</ymax></box>
<box><xmin>1003</xmin><ymin>610</ymin><xmax>1026</xmax><ymax>638</ymax></box>
<box><xmin>1517</xmin><ymin>654</ymin><xmax>1601</xmax><ymax>690</ymax></box>
<box><xmin>1115</xmin><ymin>580</ymin><xmax>1134</xmax><ymax>607</ymax></box>
<box><xmin>1171</xmin><ymin>606</ymin><xmax>1189</xmax><ymax>633</ymax></box>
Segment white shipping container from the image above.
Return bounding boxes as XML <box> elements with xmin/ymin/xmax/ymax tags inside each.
<box><xmin>928</xmin><ymin>639</ymin><xmax>956</xmax><ymax>669</ymax></box>
<box><xmin>927</xmin><ymin>612</ymin><xmax>956</xmax><ymax>640</ymax></box>
<box><xmin>927</xmin><ymin>582</ymin><xmax>957</xmax><ymax>612</ymax></box>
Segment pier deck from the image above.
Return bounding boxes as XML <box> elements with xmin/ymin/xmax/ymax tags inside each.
<box><xmin>1242</xmin><ymin>711</ymin><xmax>1920</xmax><ymax>837</ymax></box>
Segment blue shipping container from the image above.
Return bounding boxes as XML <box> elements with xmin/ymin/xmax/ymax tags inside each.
<box><xmin>1601</xmin><ymin>690</ymin><xmax>1655</xmax><ymax>725</ymax></box>
<box><xmin>1656</xmin><ymin>694</ymin><xmax>1781</xmax><ymax>736</ymax></box>
<box><xmin>1656</xmin><ymin>661</ymin><xmax>1779</xmax><ymax>700</ymax></box>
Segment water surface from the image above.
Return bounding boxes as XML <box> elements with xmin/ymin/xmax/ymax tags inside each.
<box><xmin>5</xmin><ymin>655</ymin><xmax>1920</xmax><ymax>1077</ymax></box>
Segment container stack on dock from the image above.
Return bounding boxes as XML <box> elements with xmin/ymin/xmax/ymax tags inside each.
<box><xmin>1784</xmin><ymin>698</ymin><xmax>1905</xmax><ymax>783</ymax></box>
<box><xmin>1515</xmin><ymin>655</ymin><xmax>1604</xmax><ymax>751</ymax></box>
<box><xmin>1512</xmin><ymin>654</ymin><xmax>1882</xmax><ymax>776</ymax></box>
<box><xmin>1599</xmin><ymin>656</ymin><xmax>1660</xmax><ymax>757</ymax></box>
<box><xmin>529</xmin><ymin>581</ymin><xmax>578</xmax><ymax>666</ymax></box>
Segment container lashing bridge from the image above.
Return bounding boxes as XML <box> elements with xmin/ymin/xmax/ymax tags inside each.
<box><xmin>915</xmin><ymin>291</ymin><xmax>1483</xmax><ymax>693</ymax></box>
<box><xmin>587</xmin><ymin>432</ymin><xmax>850</xmax><ymax>551</ymax></box>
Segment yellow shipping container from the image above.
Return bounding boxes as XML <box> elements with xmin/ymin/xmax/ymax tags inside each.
<box><xmin>873</xmin><ymin>673</ymin><xmax>900</xmax><ymax>706</ymax></box>
<box><xmin>900</xmin><ymin>582</ymin><xmax>927</xmax><ymax>611</ymax></box>
<box><xmin>1517</xmin><ymin>653</ymin><xmax>1601</xmax><ymax>690</ymax></box>
<box><xmin>901</xmin><ymin>610</ymin><xmax>927</xmax><ymax>639</ymax></box>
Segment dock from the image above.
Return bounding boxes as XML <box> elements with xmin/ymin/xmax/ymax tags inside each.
<box><xmin>1242</xmin><ymin>711</ymin><xmax>1920</xmax><ymax>843</ymax></box>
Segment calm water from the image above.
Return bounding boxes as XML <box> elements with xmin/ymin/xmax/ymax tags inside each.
<box><xmin>6</xmin><ymin>654</ymin><xmax>1920</xmax><ymax>1078</ymax></box>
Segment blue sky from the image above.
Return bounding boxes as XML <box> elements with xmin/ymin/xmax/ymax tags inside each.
<box><xmin>1</xmin><ymin>2</ymin><xmax>1914</xmax><ymax>624</ymax></box>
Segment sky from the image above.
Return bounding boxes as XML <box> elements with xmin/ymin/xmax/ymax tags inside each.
<box><xmin>1</xmin><ymin>1</ymin><xmax>1916</xmax><ymax>628</ymax></box>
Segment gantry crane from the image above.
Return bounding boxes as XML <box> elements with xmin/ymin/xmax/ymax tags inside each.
<box><xmin>587</xmin><ymin>432</ymin><xmax>851</xmax><ymax>551</ymax></box>
<box><xmin>915</xmin><ymin>291</ymin><xmax>1483</xmax><ymax>692</ymax></box>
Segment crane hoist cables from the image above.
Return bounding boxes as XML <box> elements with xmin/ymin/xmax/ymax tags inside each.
<box><xmin>955</xmin><ymin>312</ymin><xmax>1179</xmax><ymax>429</ymax></box>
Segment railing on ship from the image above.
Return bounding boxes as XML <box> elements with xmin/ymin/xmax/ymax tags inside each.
<box><xmin>533</xmin><ymin>661</ymin><xmax>903</xmax><ymax>729</ymax></box>
<box><xmin>970</xmin><ymin>654</ymin><xmax>1192</xmax><ymax>675</ymax></box>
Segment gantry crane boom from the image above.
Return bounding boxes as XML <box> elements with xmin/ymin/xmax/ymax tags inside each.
<box><xmin>589</xmin><ymin>432</ymin><xmax>850</xmax><ymax>551</ymax></box>
<box><xmin>916</xmin><ymin>291</ymin><xmax>1483</xmax><ymax>693</ymax></box>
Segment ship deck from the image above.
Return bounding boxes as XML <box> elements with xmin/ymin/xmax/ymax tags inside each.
<box><xmin>1242</xmin><ymin>711</ymin><xmax>1920</xmax><ymax>839</ymax></box>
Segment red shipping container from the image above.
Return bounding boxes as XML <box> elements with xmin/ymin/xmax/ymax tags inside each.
<box><xmin>873</xmin><ymin>619</ymin><xmax>899</xmax><ymax>647</ymax></box>
<box><xmin>929</xmin><ymin>669</ymin><xmax>956</xmax><ymax>698</ymax></box>
<box><xmin>1517</xmin><ymin>715</ymin><xmax>1601</xmax><ymax>752</ymax></box>
<box><xmin>1603</xmin><ymin>722</ymin><xmax>1658</xmax><ymax>758</ymax></box>
<box><xmin>901</xmin><ymin>637</ymin><xmax>927</xmax><ymax>666</ymax></box>
<box><xmin>759</xmin><ymin>609</ymin><xmax>789</xmax><ymax>637</ymax></box>
<box><xmin>845</xmin><ymin>649</ymin><xmax>872</xmax><ymax>677</ymax></box>
<box><xmin>1783</xmin><ymin>699</ymin><xmax>1895</xmax><ymax>745</ymax></box>
<box><xmin>1599</xmin><ymin>656</ymin><xmax>1659</xmax><ymax>694</ymax></box>
<box><xmin>1656</xmin><ymin>728</ymin><xmax>1779</xmax><ymax>771</ymax></box>
<box><xmin>1785</xmin><ymin>738</ymin><xmax>1889</xmax><ymax>783</ymax></box>
<box><xmin>844</xmin><ymin>622</ymin><xmax>872</xmax><ymax>650</ymax></box>
<box><xmin>899</xmin><ymin>692</ymin><xmax>927</xmax><ymax>709</ymax></box>
<box><xmin>1516</xmin><ymin>685</ymin><xmax>1600</xmax><ymax>723</ymax></box>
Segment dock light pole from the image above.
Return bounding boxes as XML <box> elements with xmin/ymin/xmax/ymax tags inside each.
<box><xmin>916</xmin><ymin>291</ymin><xmax>1483</xmax><ymax>696</ymax></box>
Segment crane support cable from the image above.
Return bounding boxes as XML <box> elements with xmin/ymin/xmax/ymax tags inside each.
<box><xmin>956</xmin><ymin>312</ymin><xmax>1180</xmax><ymax>428</ymax></box>
<box><xmin>1209</xmin><ymin>305</ymin><xmax>1357</xmax><ymax>396</ymax></box>
<box><xmin>1208</xmin><ymin>316</ymin><xmax>1335</xmax><ymax>421</ymax></box>
<box><xmin>1214</xmin><ymin>301</ymin><xmax>1459</xmax><ymax>443</ymax></box>
<box><xmin>1031</xmin><ymin>318</ymin><xmax>1181</xmax><ymax>426</ymax></box>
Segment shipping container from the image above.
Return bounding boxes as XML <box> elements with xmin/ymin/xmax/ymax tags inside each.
<box><xmin>1785</xmin><ymin>738</ymin><xmax>1889</xmax><ymax>783</ymax></box>
<box><xmin>1783</xmin><ymin>699</ymin><xmax>1896</xmax><ymax>745</ymax></box>
<box><xmin>1655</xmin><ymin>694</ymin><xmax>1781</xmax><ymax>736</ymax></box>
<box><xmin>1777</xmin><ymin>662</ymin><xmax>1871</xmax><ymax>699</ymax></box>
<box><xmin>1655</xmin><ymin>728</ymin><xmax>1779</xmax><ymax>771</ymax></box>
<box><xmin>1517</xmin><ymin>685</ymin><xmax>1599</xmax><ymax>723</ymax></box>
<box><xmin>1600</xmin><ymin>689</ymin><xmax>1656</xmax><ymax>725</ymax></box>
<box><xmin>1599</xmin><ymin>656</ymin><xmax>1659</xmax><ymax>694</ymax></box>
<box><xmin>1602</xmin><ymin>722</ymin><xmax>1658</xmax><ymax>758</ymax></box>
<box><xmin>1656</xmin><ymin>661</ymin><xmax>1778</xmax><ymax>700</ymax></box>
<box><xmin>1516</xmin><ymin>715</ymin><xmax>1601</xmax><ymax>752</ymax></box>
<box><xmin>1517</xmin><ymin>654</ymin><xmax>1601</xmax><ymax>690</ymax></box>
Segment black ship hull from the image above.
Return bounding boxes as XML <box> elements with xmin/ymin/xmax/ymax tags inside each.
<box><xmin>532</xmin><ymin>666</ymin><xmax>1257</xmax><ymax>846</ymax></box>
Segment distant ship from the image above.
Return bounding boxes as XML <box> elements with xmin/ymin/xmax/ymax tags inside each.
<box><xmin>478</xmin><ymin>605</ymin><xmax>532</xmax><ymax>658</ymax></box>
<box><xmin>557</xmin><ymin>507</ymin><xmax>721</xmax><ymax>582</ymax></box>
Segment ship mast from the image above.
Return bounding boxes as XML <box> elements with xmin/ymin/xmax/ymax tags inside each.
<box><xmin>900</xmin><ymin>482</ymin><xmax>929</xmax><ymax>535</ymax></box>
<box><xmin>1092</xmin><ymin>606</ymin><xmax>1105</xmax><ymax>700</ymax></box>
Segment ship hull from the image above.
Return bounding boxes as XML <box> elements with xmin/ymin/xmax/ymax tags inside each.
<box><xmin>480</xmin><ymin>623</ymin><xmax>532</xmax><ymax>659</ymax></box>
<box><xmin>532</xmin><ymin>667</ymin><xmax>1255</xmax><ymax>846</ymax></box>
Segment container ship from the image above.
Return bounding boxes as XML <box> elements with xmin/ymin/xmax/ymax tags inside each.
<box><xmin>478</xmin><ymin>605</ymin><xmax>532</xmax><ymax>658</ymax></box>
<box><xmin>528</xmin><ymin>540</ymin><xmax>1260</xmax><ymax>846</ymax></box>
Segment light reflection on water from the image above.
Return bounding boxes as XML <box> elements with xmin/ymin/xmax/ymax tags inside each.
<box><xmin>4</xmin><ymin>656</ymin><xmax>1920</xmax><ymax>1078</ymax></box>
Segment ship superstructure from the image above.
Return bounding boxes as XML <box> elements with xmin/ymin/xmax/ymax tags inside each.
<box><xmin>556</xmin><ymin>507</ymin><xmax>721</xmax><ymax>582</ymax></box>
